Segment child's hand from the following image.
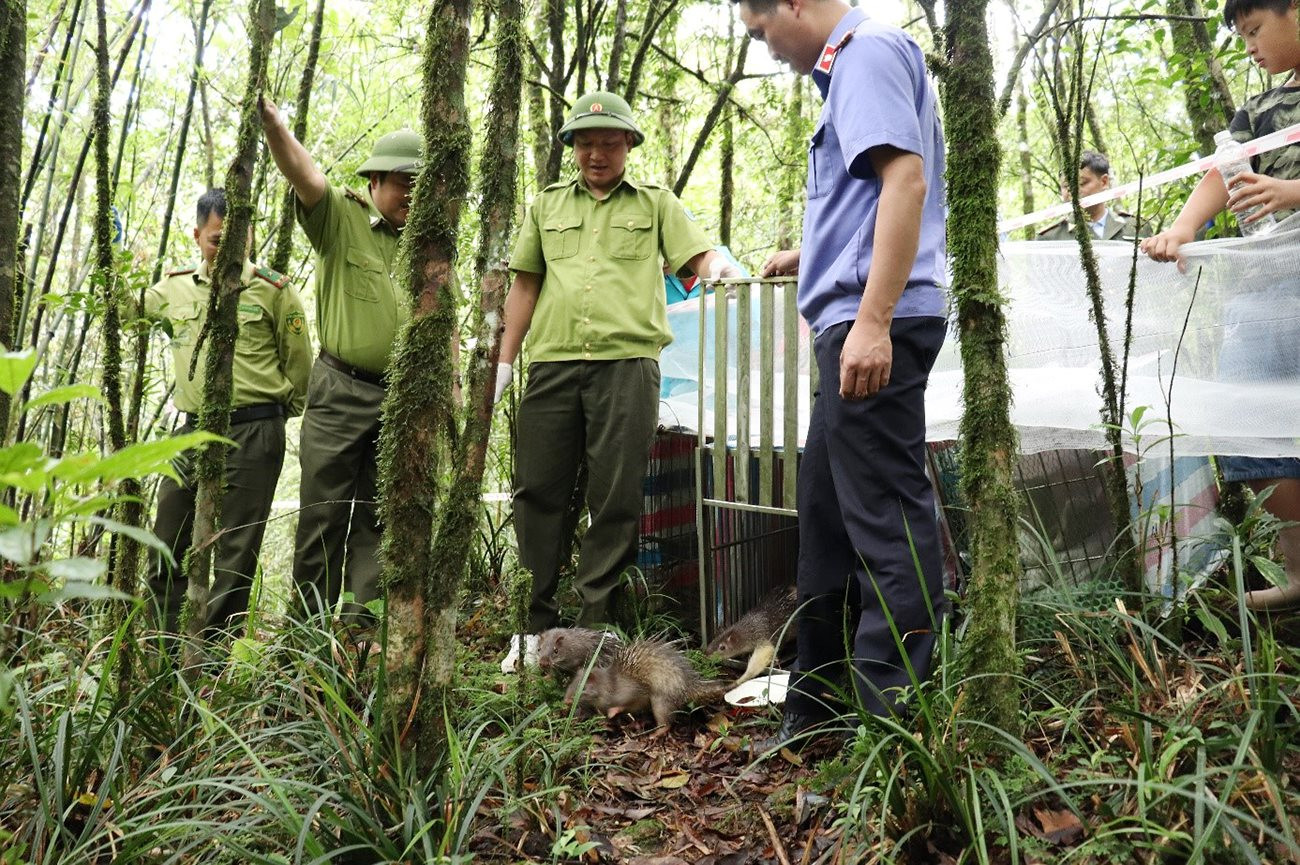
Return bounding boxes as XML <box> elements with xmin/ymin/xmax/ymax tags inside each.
<box><xmin>1140</xmin><ymin>225</ymin><xmax>1195</xmax><ymax>265</ymax></box>
<box><xmin>1225</xmin><ymin>171</ymin><xmax>1298</xmax><ymax>223</ymax></box>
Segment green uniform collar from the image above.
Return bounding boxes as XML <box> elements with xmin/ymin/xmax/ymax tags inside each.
<box><xmin>195</xmin><ymin>259</ymin><xmax>258</xmax><ymax>285</ymax></box>
<box><xmin>564</xmin><ymin>172</ymin><xmax>646</xmax><ymax>198</ymax></box>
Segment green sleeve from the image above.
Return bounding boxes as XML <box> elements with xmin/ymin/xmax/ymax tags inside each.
<box><xmin>657</xmin><ymin>192</ymin><xmax>714</xmax><ymax>273</ymax></box>
<box><xmin>140</xmin><ymin>280</ymin><xmax>174</xmax><ymax>336</ymax></box>
<box><xmin>275</xmin><ymin>281</ymin><xmax>314</xmax><ymax>416</ymax></box>
<box><xmin>508</xmin><ymin>199</ymin><xmax>546</xmax><ymax>274</ymax></box>
<box><xmin>295</xmin><ymin>182</ymin><xmax>347</xmax><ymax>253</ymax></box>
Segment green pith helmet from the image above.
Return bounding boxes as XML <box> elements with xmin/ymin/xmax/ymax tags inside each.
<box><xmin>557</xmin><ymin>91</ymin><xmax>645</xmax><ymax>148</ymax></box>
<box><xmin>356</xmin><ymin>129</ymin><xmax>424</xmax><ymax>177</ymax></box>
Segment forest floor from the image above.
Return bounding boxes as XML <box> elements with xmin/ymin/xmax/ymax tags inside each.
<box><xmin>456</xmin><ymin>608</ymin><xmax>1300</xmax><ymax>865</ymax></box>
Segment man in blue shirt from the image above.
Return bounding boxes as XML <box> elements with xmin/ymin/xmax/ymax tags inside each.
<box><xmin>735</xmin><ymin>0</ymin><xmax>949</xmax><ymax>741</ymax></box>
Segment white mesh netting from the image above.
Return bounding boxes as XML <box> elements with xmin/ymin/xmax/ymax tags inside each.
<box><xmin>659</xmin><ymin>217</ymin><xmax>1300</xmax><ymax>458</ymax></box>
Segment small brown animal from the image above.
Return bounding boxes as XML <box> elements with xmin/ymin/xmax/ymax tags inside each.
<box><xmin>575</xmin><ymin>638</ymin><xmax>728</xmax><ymax>735</ymax></box>
<box><xmin>706</xmin><ymin>584</ymin><xmax>798</xmax><ymax>685</ymax></box>
<box><xmin>537</xmin><ymin>627</ymin><xmax>623</xmax><ymax>705</ymax></box>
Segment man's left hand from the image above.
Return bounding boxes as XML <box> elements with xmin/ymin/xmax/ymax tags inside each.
<box><xmin>839</xmin><ymin>320</ymin><xmax>892</xmax><ymax>400</ymax></box>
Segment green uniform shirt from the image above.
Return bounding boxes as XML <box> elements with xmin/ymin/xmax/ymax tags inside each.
<box><xmin>297</xmin><ymin>183</ymin><xmax>407</xmax><ymax>374</ymax></box>
<box><xmin>1035</xmin><ymin>208</ymin><xmax>1149</xmax><ymax>242</ymax></box>
<box><xmin>144</xmin><ymin>260</ymin><xmax>313</xmax><ymax>415</ymax></box>
<box><xmin>509</xmin><ymin>175</ymin><xmax>713</xmax><ymax>362</ymax></box>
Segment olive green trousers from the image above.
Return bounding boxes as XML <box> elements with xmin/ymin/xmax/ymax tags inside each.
<box><xmin>149</xmin><ymin>415</ymin><xmax>285</xmax><ymax>635</ymax></box>
<box><xmin>514</xmin><ymin>358</ymin><xmax>660</xmax><ymax>631</ymax></box>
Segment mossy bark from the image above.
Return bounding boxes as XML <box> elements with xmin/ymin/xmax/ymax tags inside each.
<box><xmin>183</xmin><ymin>0</ymin><xmax>276</xmax><ymax>653</ymax></box>
<box><xmin>1050</xmin><ymin>41</ymin><xmax>1142</xmax><ymax>594</ymax></box>
<box><xmin>93</xmin><ymin>0</ymin><xmax>141</xmax><ymax>607</ymax></box>
<box><xmin>0</xmin><ymin>0</ymin><xmax>23</xmax><ymax>434</ymax></box>
<box><xmin>377</xmin><ymin>0</ymin><xmax>473</xmax><ymax>772</ymax></box>
<box><xmin>1168</xmin><ymin>0</ymin><xmax>1235</xmax><ymax>156</ymax></box>
<box><xmin>542</xmin><ymin>0</ymin><xmax>567</xmax><ymax>185</ymax></box>
<box><xmin>270</xmin><ymin>0</ymin><xmax>325</xmax><ymax>274</ymax></box>
<box><xmin>941</xmin><ymin>0</ymin><xmax>1024</xmax><ymax>745</ymax></box>
<box><xmin>776</xmin><ymin>78</ymin><xmax>803</xmax><ymax>251</ymax></box>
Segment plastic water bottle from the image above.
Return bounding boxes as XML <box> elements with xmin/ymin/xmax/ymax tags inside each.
<box><xmin>1214</xmin><ymin>130</ymin><xmax>1276</xmax><ymax>236</ymax></box>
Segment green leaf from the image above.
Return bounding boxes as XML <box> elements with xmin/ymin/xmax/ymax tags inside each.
<box><xmin>42</xmin><ymin>557</ymin><xmax>108</xmax><ymax>582</ymax></box>
<box><xmin>81</xmin><ymin>516</ymin><xmax>175</xmax><ymax>566</ymax></box>
<box><xmin>0</xmin><ymin>504</ymin><xmax>19</xmax><ymax>527</ymax></box>
<box><xmin>0</xmin><ymin>350</ymin><xmax>37</xmax><ymax>397</ymax></box>
<box><xmin>1251</xmin><ymin>555</ymin><xmax>1287</xmax><ymax>588</ymax></box>
<box><xmin>22</xmin><ymin>384</ymin><xmax>104</xmax><ymax>414</ymax></box>
<box><xmin>36</xmin><ymin>581</ymin><xmax>130</xmax><ymax>603</ymax></box>
<box><xmin>61</xmin><ymin>432</ymin><xmax>229</xmax><ymax>485</ymax></box>
<box><xmin>0</xmin><ymin>443</ymin><xmax>49</xmax><ymax>494</ymax></box>
<box><xmin>0</xmin><ymin>521</ymin><xmax>52</xmax><ymax>565</ymax></box>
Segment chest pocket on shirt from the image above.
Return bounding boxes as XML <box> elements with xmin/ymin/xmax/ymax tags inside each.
<box><xmin>542</xmin><ymin>215</ymin><xmax>582</xmax><ymax>260</ymax></box>
<box><xmin>345</xmin><ymin>248</ymin><xmax>384</xmax><ymax>302</ymax></box>
<box><xmin>808</xmin><ymin>123</ymin><xmax>832</xmax><ymax>200</ymax></box>
<box><xmin>168</xmin><ymin>303</ymin><xmax>205</xmax><ymax>346</ymax></box>
<box><xmin>609</xmin><ymin>212</ymin><xmax>654</xmax><ymax>260</ymax></box>
<box><xmin>236</xmin><ymin>304</ymin><xmax>266</xmax><ymax>344</ymax></box>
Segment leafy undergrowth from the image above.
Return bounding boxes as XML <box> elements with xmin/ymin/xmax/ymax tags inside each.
<box><xmin>1</xmin><ymin>587</ymin><xmax>1297</xmax><ymax>864</ymax></box>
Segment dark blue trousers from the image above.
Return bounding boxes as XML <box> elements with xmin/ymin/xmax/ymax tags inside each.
<box><xmin>788</xmin><ymin>316</ymin><xmax>948</xmax><ymax>719</ymax></box>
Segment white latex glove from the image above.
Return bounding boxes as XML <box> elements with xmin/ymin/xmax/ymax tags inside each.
<box><xmin>492</xmin><ymin>361</ymin><xmax>513</xmax><ymax>404</ymax></box>
<box><xmin>707</xmin><ymin>258</ymin><xmax>742</xmax><ymax>282</ymax></box>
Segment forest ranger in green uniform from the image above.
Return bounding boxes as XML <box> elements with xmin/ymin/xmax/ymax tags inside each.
<box><xmin>496</xmin><ymin>92</ymin><xmax>740</xmax><ymax>651</ymax></box>
<box><xmin>259</xmin><ymin>96</ymin><xmax>426</xmax><ymax>624</ymax></box>
<box><xmin>1036</xmin><ymin>150</ymin><xmax>1149</xmax><ymax>242</ymax></box>
<box><xmin>146</xmin><ymin>188</ymin><xmax>312</xmax><ymax>635</ymax></box>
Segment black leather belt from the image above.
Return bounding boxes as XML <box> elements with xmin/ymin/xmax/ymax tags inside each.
<box><xmin>318</xmin><ymin>350</ymin><xmax>386</xmax><ymax>387</ymax></box>
<box><xmin>183</xmin><ymin>403</ymin><xmax>285</xmax><ymax>428</ymax></box>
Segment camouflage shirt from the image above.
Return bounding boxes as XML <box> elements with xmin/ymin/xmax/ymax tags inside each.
<box><xmin>1230</xmin><ymin>84</ymin><xmax>1300</xmax><ymax>220</ymax></box>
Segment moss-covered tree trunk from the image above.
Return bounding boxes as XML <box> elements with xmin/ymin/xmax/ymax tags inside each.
<box><xmin>0</xmin><ymin>0</ymin><xmax>23</xmax><ymax>435</ymax></box>
<box><xmin>1169</xmin><ymin>0</ymin><xmax>1235</xmax><ymax>156</ymax></box>
<box><xmin>542</xmin><ymin>0</ymin><xmax>567</xmax><ymax>185</ymax></box>
<box><xmin>377</xmin><ymin>0</ymin><xmax>473</xmax><ymax>771</ymax></box>
<box><xmin>776</xmin><ymin>77</ymin><xmax>803</xmax><ymax>251</ymax></box>
<box><xmin>605</xmin><ymin>0</ymin><xmax>629</xmax><ymax>92</ymax></box>
<box><xmin>93</xmin><ymin>0</ymin><xmax>141</xmax><ymax>611</ymax></box>
<box><xmin>941</xmin><ymin>0</ymin><xmax>1024</xmax><ymax>744</ymax></box>
<box><xmin>270</xmin><ymin>0</ymin><xmax>325</xmax><ymax>273</ymax></box>
<box><xmin>183</xmin><ymin>0</ymin><xmax>276</xmax><ymax>652</ymax></box>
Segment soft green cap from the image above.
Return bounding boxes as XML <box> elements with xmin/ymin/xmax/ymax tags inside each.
<box><xmin>557</xmin><ymin>91</ymin><xmax>644</xmax><ymax>148</ymax></box>
<box><xmin>356</xmin><ymin>130</ymin><xmax>424</xmax><ymax>177</ymax></box>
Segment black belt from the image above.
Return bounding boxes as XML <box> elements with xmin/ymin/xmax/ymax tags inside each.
<box><xmin>318</xmin><ymin>350</ymin><xmax>386</xmax><ymax>387</ymax></box>
<box><xmin>183</xmin><ymin>402</ymin><xmax>285</xmax><ymax>428</ymax></box>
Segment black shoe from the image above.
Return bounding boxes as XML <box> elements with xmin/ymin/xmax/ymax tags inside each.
<box><xmin>749</xmin><ymin>709</ymin><xmax>853</xmax><ymax>756</ymax></box>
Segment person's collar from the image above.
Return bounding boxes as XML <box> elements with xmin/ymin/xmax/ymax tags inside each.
<box><xmin>195</xmin><ymin>259</ymin><xmax>256</xmax><ymax>284</ymax></box>
<box><xmin>811</xmin><ymin>7</ymin><xmax>867</xmax><ymax>95</ymax></box>
<box><xmin>361</xmin><ymin>185</ymin><xmax>387</xmax><ymax>230</ymax></box>
<box><xmin>575</xmin><ymin>172</ymin><xmax>638</xmax><ymax>197</ymax></box>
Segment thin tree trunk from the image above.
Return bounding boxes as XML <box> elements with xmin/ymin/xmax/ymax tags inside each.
<box><xmin>543</xmin><ymin>0</ymin><xmax>567</xmax><ymax>185</ymax></box>
<box><xmin>0</xmin><ymin>0</ymin><xmax>24</xmax><ymax>437</ymax></box>
<box><xmin>110</xmin><ymin>15</ymin><xmax>149</xmax><ymax>194</ymax></box>
<box><xmin>270</xmin><ymin>0</ymin><xmax>326</xmax><ymax>273</ymax></box>
<box><xmin>183</xmin><ymin>0</ymin><xmax>277</xmax><ymax>651</ymax></box>
<box><xmin>942</xmin><ymin>0</ymin><xmax>1024</xmax><ymax>745</ymax></box>
<box><xmin>23</xmin><ymin>0</ymin><xmax>68</xmax><ymax>99</ymax></box>
<box><xmin>672</xmin><ymin>37</ymin><xmax>747</xmax><ymax>197</ymax></box>
<box><xmin>605</xmin><ymin>0</ymin><xmax>628</xmax><ymax>92</ymax></box>
<box><xmin>1168</xmin><ymin>0</ymin><xmax>1234</xmax><ymax>155</ymax></box>
<box><xmin>776</xmin><ymin>77</ymin><xmax>802</xmax><ymax>251</ymax></box>
<box><xmin>718</xmin><ymin>15</ymin><xmax>735</xmax><ymax>249</ymax></box>
<box><xmin>377</xmin><ymin>0</ymin><xmax>473</xmax><ymax>773</ymax></box>
<box><xmin>21</xmin><ymin>0</ymin><xmax>85</xmax><ymax>212</ymax></box>
<box><xmin>623</xmin><ymin>0</ymin><xmax>680</xmax><ymax>103</ymax></box>
<box><xmin>94</xmin><ymin>0</ymin><xmax>140</xmax><ymax>637</ymax></box>
<box><xmin>1016</xmin><ymin>78</ymin><xmax>1036</xmax><ymax>240</ymax></box>
<box><xmin>16</xmin><ymin>2</ymin><xmax>146</xmax><ymax>443</ymax></box>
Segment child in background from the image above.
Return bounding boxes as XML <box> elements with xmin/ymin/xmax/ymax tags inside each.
<box><xmin>1142</xmin><ymin>0</ymin><xmax>1300</xmax><ymax>610</ymax></box>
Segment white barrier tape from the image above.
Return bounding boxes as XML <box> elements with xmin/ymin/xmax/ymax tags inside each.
<box><xmin>996</xmin><ymin>121</ymin><xmax>1300</xmax><ymax>234</ymax></box>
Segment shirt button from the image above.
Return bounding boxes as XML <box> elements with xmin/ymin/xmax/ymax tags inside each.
<box><xmin>585</xmin><ymin>352</ymin><xmax>592</xmax><ymax>359</ymax></box>
<box><xmin>584</xmin><ymin>317</ymin><xmax>590</xmax><ymax>324</ymax></box>
<box><xmin>593</xmin><ymin>228</ymin><xmax>600</xmax><ymax>234</ymax></box>
<box><xmin>626</xmin><ymin>220</ymin><xmax>634</xmax><ymax>227</ymax></box>
<box><xmin>588</xmin><ymin>256</ymin><xmax>595</xmax><ymax>262</ymax></box>
<box><xmin>584</xmin><ymin>342</ymin><xmax>591</xmax><ymax>348</ymax></box>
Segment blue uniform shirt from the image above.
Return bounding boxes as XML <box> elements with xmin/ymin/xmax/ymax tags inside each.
<box><xmin>799</xmin><ymin>9</ymin><xmax>947</xmax><ymax>336</ymax></box>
